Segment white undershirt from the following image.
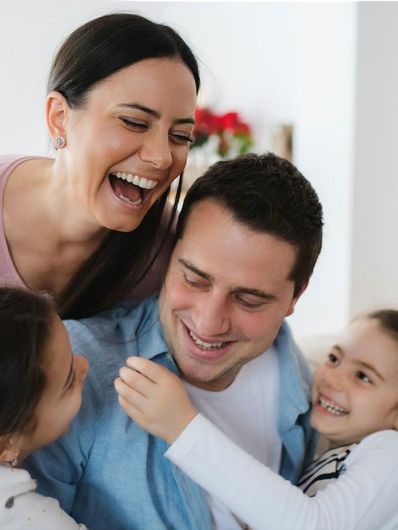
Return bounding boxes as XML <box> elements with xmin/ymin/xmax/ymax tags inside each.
<box><xmin>183</xmin><ymin>348</ymin><xmax>281</xmax><ymax>529</ymax></box>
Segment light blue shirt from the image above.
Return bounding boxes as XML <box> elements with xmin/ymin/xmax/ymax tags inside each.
<box><xmin>25</xmin><ymin>295</ymin><xmax>316</xmax><ymax>530</ymax></box>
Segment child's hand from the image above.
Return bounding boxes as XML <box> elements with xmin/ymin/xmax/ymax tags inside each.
<box><xmin>114</xmin><ymin>357</ymin><xmax>197</xmax><ymax>444</ymax></box>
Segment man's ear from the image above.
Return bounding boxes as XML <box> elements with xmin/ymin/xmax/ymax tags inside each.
<box><xmin>46</xmin><ymin>90</ymin><xmax>69</xmax><ymax>141</ymax></box>
<box><xmin>285</xmin><ymin>280</ymin><xmax>309</xmax><ymax>317</ymax></box>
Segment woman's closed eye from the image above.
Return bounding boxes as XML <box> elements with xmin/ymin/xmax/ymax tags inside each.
<box><xmin>170</xmin><ymin>132</ymin><xmax>194</xmax><ymax>145</ymax></box>
<box><xmin>120</xmin><ymin>117</ymin><xmax>148</xmax><ymax>130</ymax></box>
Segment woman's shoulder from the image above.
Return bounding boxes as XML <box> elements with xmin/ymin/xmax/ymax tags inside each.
<box><xmin>0</xmin><ymin>154</ymin><xmax>30</xmax><ymax>173</ymax></box>
<box><xmin>0</xmin><ymin>155</ymin><xmax>47</xmax><ymax>187</ymax></box>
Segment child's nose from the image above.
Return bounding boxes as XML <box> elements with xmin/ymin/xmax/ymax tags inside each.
<box><xmin>324</xmin><ymin>369</ymin><xmax>345</xmax><ymax>391</ymax></box>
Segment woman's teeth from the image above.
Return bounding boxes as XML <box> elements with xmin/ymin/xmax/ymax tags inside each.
<box><xmin>318</xmin><ymin>397</ymin><xmax>348</xmax><ymax>415</ymax></box>
<box><xmin>113</xmin><ymin>171</ymin><xmax>158</xmax><ymax>190</ymax></box>
<box><xmin>189</xmin><ymin>330</ymin><xmax>225</xmax><ymax>350</ymax></box>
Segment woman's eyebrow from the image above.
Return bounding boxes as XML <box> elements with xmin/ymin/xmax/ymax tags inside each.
<box><xmin>117</xmin><ymin>103</ymin><xmax>194</xmax><ymax>124</ymax></box>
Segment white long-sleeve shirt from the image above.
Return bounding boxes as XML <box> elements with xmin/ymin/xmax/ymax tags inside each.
<box><xmin>166</xmin><ymin>414</ymin><xmax>398</xmax><ymax>530</ymax></box>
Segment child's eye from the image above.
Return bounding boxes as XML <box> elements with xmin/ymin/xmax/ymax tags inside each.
<box><xmin>356</xmin><ymin>371</ymin><xmax>372</xmax><ymax>384</ymax></box>
<box><xmin>327</xmin><ymin>352</ymin><xmax>339</xmax><ymax>365</ymax></box>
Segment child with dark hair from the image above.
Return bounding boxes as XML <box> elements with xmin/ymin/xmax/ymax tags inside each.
<box><xmin>0</xmin><ymin>287</ymin><xmax>88</xmax><ymax>529</ymax></box>
<box><xmin>117</xmin><ymin>309</ymin><xmax>398</xmax><ymax>530</ymax></box>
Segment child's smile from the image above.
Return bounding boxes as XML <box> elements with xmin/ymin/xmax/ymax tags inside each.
<box><xmin>310</xmin><ymin>317</ymin><xmax>398</xmax><ymax>447</ymax></box>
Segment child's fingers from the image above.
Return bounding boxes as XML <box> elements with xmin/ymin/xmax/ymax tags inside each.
<box><xmin>114</xmin><ymin>377</ymin><xmax>147</xmax><ymax>410</ymax></box>
<box><xmin>125</xmin><ymin>356</ymin><xmax>173</xmax><ymax>383</ymax></box>
<box><xmin>117</xmin><ymin>393</ymin><xmax>143</xmax><ymax>421</ymax></box>
<box><xmin>119</xmin><ymin>365</ymin><xmax>154</xmax><ymax>395</ymax></box>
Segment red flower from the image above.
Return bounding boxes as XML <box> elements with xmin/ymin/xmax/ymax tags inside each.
<box><xmin>192</xmin><ymin>107</ymin><xmax>253</xmax><ymax>155</ymax></box>
<box><xmin>219</xmin><ymin>112</ymin><xmax>239</xmax><ymax>130</ymax></box>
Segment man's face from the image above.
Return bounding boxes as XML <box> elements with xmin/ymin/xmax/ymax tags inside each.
<box><xmin>159</xmin><ymin>199</ymin><xmax>303</xmax><ymax>391</ymax></box>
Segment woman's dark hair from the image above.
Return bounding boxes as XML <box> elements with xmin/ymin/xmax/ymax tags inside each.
<box><xmin>0</xmin><ymin>287</ymin><xmax>54</xmax><ymax>438</ymax></box>
<box><xmin>48</xmin><ymin>13</ymin><xmax>200</xmax><ymax>318</ymax></box>
<box><xmin>366</xmin><ymin>309</ymin><xmax>398</xmax><ymax>343</ymax></box>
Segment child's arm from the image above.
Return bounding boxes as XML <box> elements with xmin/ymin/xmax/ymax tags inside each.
<box><xmin>115</xmin><ymin>361</ymin><xmax>398</xmax><ymax>530</ymax></box>
<box><xmin>114</xmin><ymin>356</ymin><xmax>197</xmax><ymax>444</ymax></box>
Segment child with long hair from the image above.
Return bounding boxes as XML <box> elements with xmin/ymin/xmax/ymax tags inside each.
<box><xmin>0</xmin><ymin>287</ymin><xmax>88</xmax><ymax>529</ymax></box>
<box><xmin>116</xmin><ymin>309</ymin><xmax>398</xmax><ymax>530</ymax></box>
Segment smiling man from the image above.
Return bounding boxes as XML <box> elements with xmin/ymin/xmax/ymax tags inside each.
<box><xmin>26</xmin><ymin>153</ymin><xmax>323</xmax><ymax>530</ymax></box>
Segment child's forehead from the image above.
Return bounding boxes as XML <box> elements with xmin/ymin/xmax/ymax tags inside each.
<box><xmin>340</xmin><ymin>318</ymin><xmax>398</xmax><ymax>377</ymax></box>
<box><xmin>346</xmin><ymin>317</ymin><xmax>395</xmax><ymax>344</ymax></box>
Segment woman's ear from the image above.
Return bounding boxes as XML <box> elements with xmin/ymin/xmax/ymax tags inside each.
<box><xmin>46</xmin><ymin>90</ymin><xmax>69</xmax><ymax>142</ymax></box>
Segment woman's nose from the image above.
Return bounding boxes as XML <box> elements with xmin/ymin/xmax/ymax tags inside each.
<box><xmin>139</xmin><ymin>130</ymin><xmax>172</xmax><ymax>170</ymax></box>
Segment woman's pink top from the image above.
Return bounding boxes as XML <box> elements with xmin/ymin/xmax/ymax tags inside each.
<box><xmin>0</xmin><ymin>155</ymin><xmax>31</xmax><ymax>288</ymax></box>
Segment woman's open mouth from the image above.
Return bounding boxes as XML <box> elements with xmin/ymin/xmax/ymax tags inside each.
<box><xmin>109</xmin><ymin>171</ymin><xmax>159</xmax><ymax>206</ymax></box>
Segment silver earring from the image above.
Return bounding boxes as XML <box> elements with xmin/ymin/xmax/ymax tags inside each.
<box><xmin>54</xmin><ymin>136</ymin><xmax>66</xmax><ymax>149</ymax></box>
<box><xmin>11</xmin><ymin>454</ymin><xmax>19</xmax><ymax>467</ymax></box>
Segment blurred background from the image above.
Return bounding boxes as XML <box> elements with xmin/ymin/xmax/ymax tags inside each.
<box><xmin>0</xmin><ymin>0</ymin><xmax>397</xmax><ymax>344</ymax></box>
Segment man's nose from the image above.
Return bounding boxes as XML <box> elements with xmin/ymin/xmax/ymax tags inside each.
<box><xmin>139</xmin><ymin>128</ymin><xmax>172</xmax><ymax>170</ymax></box>
<box><xmin>192</xmin><ymin>293</ymin><xmax>231</xmax><ymax>338</ymax></box>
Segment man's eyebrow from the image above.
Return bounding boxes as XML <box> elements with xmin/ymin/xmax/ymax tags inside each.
<box><xmin>117</xmin><ymin>103</ymin><xmax>194</xmax><ymax>124</ymax></box>
<box><xmin>179</xmin><ymin>259</ymin><xmax>213</xmax><ymax>281</ymax></box>
<box><xmin>179</xmin><ymin>259</ymin><xmax>276</xmax><ymax>301</ymax></box>
<box><xmin>232</xmin><ymin>288</ymin><xmax>276</xmax><ymax>302</ymax></box>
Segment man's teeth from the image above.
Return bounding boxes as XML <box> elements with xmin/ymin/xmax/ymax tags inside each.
<box><xmin>319</xmin><ymin>397</ymin><xmax>348</xmax><ymax>415</ymax></box>
<box><xmin>113</xmin><ymin>172</ymin><xmax>158</xmax><ymax>190</ymax></box>
<box><xmin>189</xmin><ymin>331</ymin><xmax>225</xmax><ymax>350</ymax></box>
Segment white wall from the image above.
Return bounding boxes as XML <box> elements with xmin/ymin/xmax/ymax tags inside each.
<box><xmin>0</xmin><ymin>0</ymin><xmax>168</xmax><ymax>154</ymax></box>
<box><xmin>350</xmin><ymin>2</ymin><xmax>398</xmax><ymax>316</ymax></box>
<box><xmin>148</xmin><ymin>2</ymin><xmax>357</xmax><ymax>338</ymax></box>
<box><xmin>0</xmin><ymin>1</ymin><xmax>395</xmax><ymax>340</ymax></box>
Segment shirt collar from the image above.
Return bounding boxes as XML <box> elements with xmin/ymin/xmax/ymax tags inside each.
<box><xmin>118</xmin><ymin>295</ymin><xmax>178</xmax><ymax>371</ymax></box>
<box><xmin>275</xmin><ymin>320</ymin><xmax>312</xmax><ymax>431</ymax></box>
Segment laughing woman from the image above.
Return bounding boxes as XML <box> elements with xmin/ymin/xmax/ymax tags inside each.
<box><xmin>0</xmin><ymin>13</ymin><xmax>199</xmax><ymax>318</ymax></box>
